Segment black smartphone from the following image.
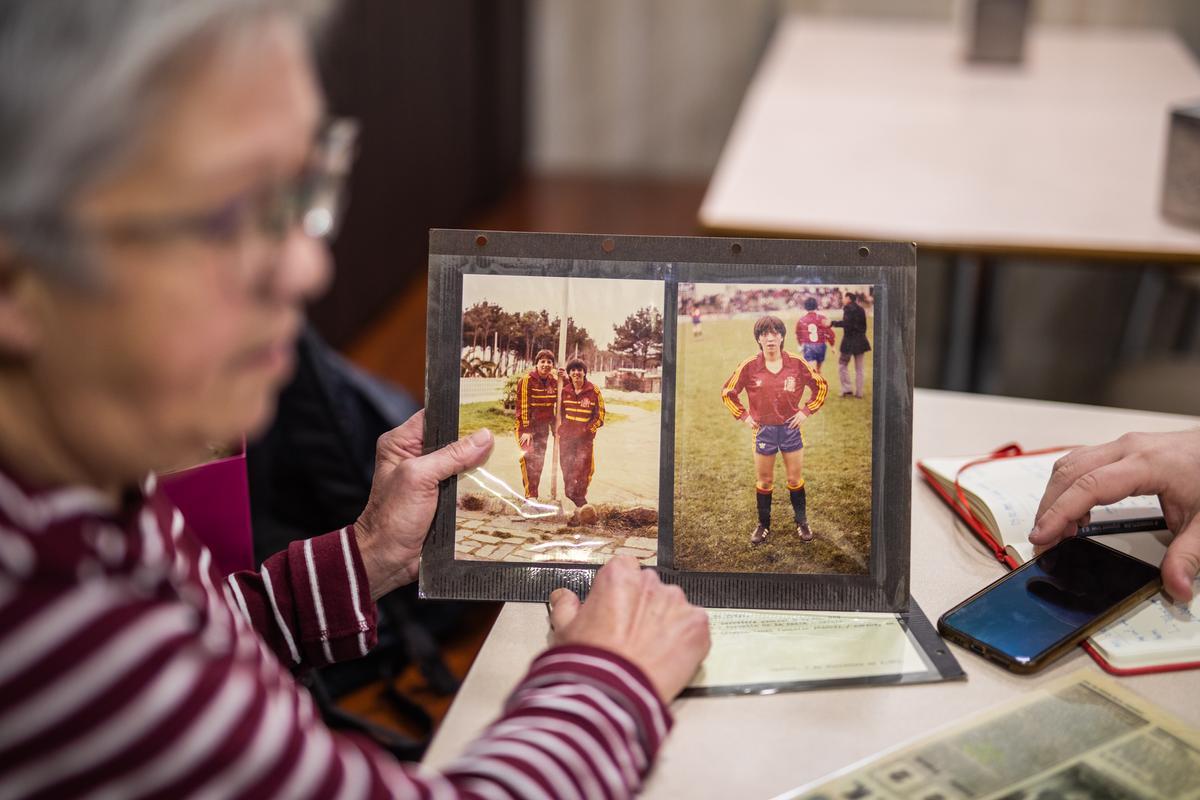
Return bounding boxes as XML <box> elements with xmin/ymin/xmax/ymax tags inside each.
<box><xmin>937</xmin><ymin>537</ymin><xmax>1162</xmax><ymax>673</ymax></box>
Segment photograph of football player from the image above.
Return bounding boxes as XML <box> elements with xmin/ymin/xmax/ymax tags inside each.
<box><xmin>721</xmin><ymin>315</ymin><xmax>828</xmax><ymax>545</ymax></box>
<box><xmin>558</xmin><ymin>358</ymin><xmax>605</xmax><ymax>524</ymax></box>
<box><xmin>673</xmin><ymin>281</ymin><xmax>874</xmax><ymax>575</ymax></box>
<box><xmin>456</xmin><ymin>273</ymin><xmax>663</xmax><ymax>566</ymax></box>
<box><xmin>795</xmin><ymin>297</ymin><xmax>836</xmax><ymax>374</ymax></box>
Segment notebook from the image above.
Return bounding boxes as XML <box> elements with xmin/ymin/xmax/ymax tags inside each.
<box><xmin>918</xmin><ymin>445</ymin><xmax>1200</xmax><ymax>675</ymax></box>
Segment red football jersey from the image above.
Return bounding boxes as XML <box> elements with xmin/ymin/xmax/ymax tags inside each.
<box><xmin>721</xmin><ymin>351</ymin><xmax>828</xmax><ymax>425</ymax></box>
<box><xmin>796</xmin><ymin>311</ymin><xmax>836</xmax><ymax>346</ymax></box>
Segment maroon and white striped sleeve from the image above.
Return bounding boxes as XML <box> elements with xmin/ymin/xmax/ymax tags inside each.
<box><xmin>225</xmin><ymin>524</ymin><xmax>376</xmax><ymax>670</ymax></box>
<box><xmin>0</xmin><ymin>473</ymin><xmax>676</xmax><ymax>798</ymax></box>
<box><xmin>0</xmin><ymin>581</ymin><xmax>671</xmax><ymax>798</ymax></box>
<box><xmin>435</xmin><ymin>645</ymin><xmax>674</xmax><ymax>799</ymax></box>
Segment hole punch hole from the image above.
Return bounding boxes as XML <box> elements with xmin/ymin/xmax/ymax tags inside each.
<box><xmin>731</xmin><ymin>242</ymin><xmax>743</xmax><ymax>255</ymax></box>
<box><xmin>601</xmin><ymin>238</ymin><xmax>615</xmax><ymax>253</ymax></box>
<box><xmin>475</xmin><ymin>235</ymin><xmax>488</xmax><ymax>247</ymax></box>
<box><xmin>858</xmin><ymin>246</ymin><xmax>870</xmax><ymax>258</ymax></box>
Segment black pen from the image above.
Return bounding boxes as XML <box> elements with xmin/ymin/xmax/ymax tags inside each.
<box><xmin>1077</xmin><ymin>517</ymin><xmax>1167</xmax><ymax>537</ymax></box>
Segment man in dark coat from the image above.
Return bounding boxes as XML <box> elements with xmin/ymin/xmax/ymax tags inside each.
<box><xmin>832</xmin><ymin>292</ymin><xmax>871</xmax><ymax>398</ymax></box>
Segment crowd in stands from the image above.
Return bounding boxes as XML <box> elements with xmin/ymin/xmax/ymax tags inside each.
<box><xmin>681</xmin><ymin>286</ymin><xmax>874</xmax><ymax>317</ymax></box>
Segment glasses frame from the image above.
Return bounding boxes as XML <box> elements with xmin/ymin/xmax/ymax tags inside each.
<box><xmin>1</xmin><ymin>117</ymin><xmax>359</xmax><ymax>274</ymax></box>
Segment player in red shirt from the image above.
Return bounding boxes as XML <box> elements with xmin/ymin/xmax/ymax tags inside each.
<box><xmin>514</xmin><ymin>348</ymin><xmax>558</xmax><ymax>498</ymax></box>
<box><xmin>795</xmin><ymin>296</ymin><xmax>836</xmax><ymax>374</ymax></box>
<box><xmin>721</xmin><ymin>315</ymin><xmax>828</xmax><ymax>545</ymax></box>
<box><xmin>558</xmin><ymin>358</ymin><xmax>606</xmax><ymax>524</ymax></box>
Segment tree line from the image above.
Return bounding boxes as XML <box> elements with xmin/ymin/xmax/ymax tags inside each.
<box><xmin>463</xmin><ymin>302</ymin><xmax>664</xmax><ymax>368</ymax></box>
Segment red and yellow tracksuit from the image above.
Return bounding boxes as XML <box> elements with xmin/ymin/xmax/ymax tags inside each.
<box><xmin>558</xmin><ymin>379</ymin><xmax>605</xmax><ymax>508</ymax></box>
<box><xmin>514</xmin><ymin>369</ymin><xmax>558</xmax><ymax>498</ymax></box>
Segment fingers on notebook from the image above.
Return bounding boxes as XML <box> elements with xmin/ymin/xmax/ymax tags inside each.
<box><xmin>1031</xmin><ymin>456</ymin><xmax>1148</xmax><ymax>545</ymax></box>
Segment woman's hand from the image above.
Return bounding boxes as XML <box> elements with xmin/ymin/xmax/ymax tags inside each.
<box><xmin>548</xmin><ymin>557</ymin><xmax>711</xmax><ymax>704</ymax></box>
<box><xmin>354</xmin><ymin>410</ymin><xmax>494</xmax><ymax>600</ymax></box>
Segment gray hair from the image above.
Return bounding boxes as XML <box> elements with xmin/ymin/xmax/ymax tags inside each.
<box><xmin>0</xmin><ymin>0</ymin><xmax>330</xmax><ymax>275</ymax></box>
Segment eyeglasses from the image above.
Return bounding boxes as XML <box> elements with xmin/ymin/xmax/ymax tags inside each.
<box><xmin>3</xmin><ymin>117</ymin><xmax>359</xmax><ymax>265</ymax></box>
<box><xmin>98</xmin><ymin>117</ymin><xmax>359</xmax><ymax>247</ymax></box>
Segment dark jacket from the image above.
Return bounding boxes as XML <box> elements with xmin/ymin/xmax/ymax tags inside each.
<box><xmin>833</xmin><ymin>301</ymin><xmax>871</xmax><ymax>355</ymax></box>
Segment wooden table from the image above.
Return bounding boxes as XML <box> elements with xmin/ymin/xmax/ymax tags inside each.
<box><xmin>424</xmin><ymin>389</ymin><xmax>1200</xmax><ymax>798</ymax></box>
<box><xmin>699</xmin><ymin>16</ymin><xmax>1200</xmax><ymax>261</ymax></box>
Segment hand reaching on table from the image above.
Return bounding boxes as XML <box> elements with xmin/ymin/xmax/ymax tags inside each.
<box><xmin>548</xmin><ymin>557</ymin><xmax>711</xmax><ymax>703</ymax></box>
<box><xmin>1029</xmin><ymin>429</ymin><xmax>1200</xmax><ymax>601</ymax></box>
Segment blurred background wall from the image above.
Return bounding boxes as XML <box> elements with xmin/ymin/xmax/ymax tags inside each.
<box><xmin>526</xmin><ymin>0</ymin><xmax>1200</xmax><ymax>414</ymax></box>
<box><xmin>529</xmin><ymin>0</ymin><xmax>1197</xmax><ymax>177</ymax></box>
<box><xmin>320</xmin><ymin>0</ymin><xmax>1200</xmax><ymax>417</ymax></box>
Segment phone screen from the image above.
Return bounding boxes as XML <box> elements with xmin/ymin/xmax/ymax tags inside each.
<box><xmin>940</xmin><ymin>537</ymin><xmax>1160</xmax><ymax>668</ymax></box>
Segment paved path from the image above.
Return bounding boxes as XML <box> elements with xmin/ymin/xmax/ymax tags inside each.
<box><xmin>459</xmin><ymin>377</ymin><xmax>506</xmax><ymax>404</ymax></box>
<box><xmin>456</xmin><ymin>394</ymin><xmax>662</xmax><ymax>565</ymax></box>
<box><xmin>455</xmin><ymin>509</ymin><xmax>658</xmax><ymax>566</ymax></box>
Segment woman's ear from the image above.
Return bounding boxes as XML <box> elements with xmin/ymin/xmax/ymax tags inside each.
<box><xmin>0</xmin><ymin>239</ymin><xmax>42</xmax><ymax>358</ymax></box>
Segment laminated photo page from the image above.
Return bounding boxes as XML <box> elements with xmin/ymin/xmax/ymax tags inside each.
<box><xmin>421</xmin><ymin>230</ymin><xmax>916</xmax><ymax>612</ymax></box>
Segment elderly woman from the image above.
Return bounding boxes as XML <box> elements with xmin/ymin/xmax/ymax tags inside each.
<box><xmin>0</xmin><ymin>2</ymin><xmax>709</xmax><ymax>797</ymax></box>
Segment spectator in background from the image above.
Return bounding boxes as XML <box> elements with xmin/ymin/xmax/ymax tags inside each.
<box><xmin>0</xmin><ymin>2</ymin><xmax>709</xmax><ymax>796</ymax></box>
<box><xmin>832</xmin><ymin>291</ymin><xmax>872</xmax><ymax>398</ymax></box>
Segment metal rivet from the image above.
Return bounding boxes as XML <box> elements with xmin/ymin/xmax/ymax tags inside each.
<box><xmin>858</xmin><ymin>246</ymin><xmax>870</xmax><ymax>257</ymax></box>
<box><xmin>601</xmin><ymin>238</ymin><xmax>615</xmax><ymax>253</ymax></box>
<box><xmin>731</xmin><ymin>242</ymin><xmax>743</xmax><ymax>254</ymax></box>
<box><xmin>476</xmin><ymin>235</ymin><xmax>488</xmax><ymax>247</ymax></box>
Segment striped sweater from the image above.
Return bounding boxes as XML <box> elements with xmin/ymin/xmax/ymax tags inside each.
<box><xmin>0</xmin><ymin>467</ymin><xmax>670</xmax><ymax>799</ymax></box>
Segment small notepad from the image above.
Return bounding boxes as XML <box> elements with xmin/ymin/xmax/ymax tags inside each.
<box><xmin>1089</xmin><ymin>580</ymin><xmax>1200</xmax><ymax>671</ymax></box>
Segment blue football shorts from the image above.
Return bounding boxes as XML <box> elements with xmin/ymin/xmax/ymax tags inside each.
<box><xmin>755</xmin><ymin>423</ymin><xmax>804</xmax><ymax>455</ymax></box>
<box><xmin>802</xmin><ymin>343</ymin><xmax>826</xmax><ymax>363</ymax></box>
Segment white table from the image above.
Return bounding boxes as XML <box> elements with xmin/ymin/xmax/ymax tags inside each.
<box><xmin>700</xmin><ymin>16</ymin><xmax>1200</xmax><ymax>261</ymax></box>
<box><xmin>699</xmin><ymin>17</ymin><xmax>1200</xmax><ymax>392</ymax></box>
<box><xmin>424</xmin><ymin>389</ymin><xmax>1200</xmax><ymax>798</ymax></box>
